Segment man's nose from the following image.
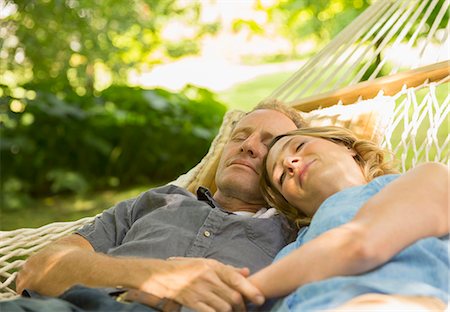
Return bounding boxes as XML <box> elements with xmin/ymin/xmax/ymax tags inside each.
<box><xmin>240</xmin><ymin>135</ymin><xmax>263</xmax><ymax>157</ymax></box>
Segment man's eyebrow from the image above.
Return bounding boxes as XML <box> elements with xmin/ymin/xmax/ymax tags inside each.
<box><xmin>260</xmin><ymin>130</ymin><xmax>275</xmax><ymax>139</ymax></box>
<box><xmin>232</xmin><ymin>128</ymin><xmax>278</xmax><ymax>138</ymax></box>
<box><xmin>232</xmin><ymin>126</ymin><xmax>252</xmax><ymax>135</ymax></box>
<box><xmin>271</xmin><ymin>137</ymin><xmax>295</xmax><ymax>173</ymax></box>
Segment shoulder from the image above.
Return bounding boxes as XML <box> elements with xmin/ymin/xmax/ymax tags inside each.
<box><xmin>368</xmin><ymin>174</ymin><xmax>401</xmax><ymax>190</ymax></box>
<box><xmin>309</xmin><ymin>175</ymin><xmax>401</xmax><ymax>229</ymax></box>
<box><xmin>150</xmin><ymin>184</ymin><xmax>195</xmax><ymax>196</ymax></box>
<box><xmin>131</xmin><ymin>184</ymin><xmax>196</xmax><ymax>212</ymax></box>
<box><xmin>133</xmin><ymin>184</ymin><xmax>196</xmax><ymax>204</ymax></box>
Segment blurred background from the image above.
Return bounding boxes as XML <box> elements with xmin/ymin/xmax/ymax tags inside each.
<box><xmin>0</xmin><ymin>0</ymin><xmax>442</xmax><ymax>229</ymax></box>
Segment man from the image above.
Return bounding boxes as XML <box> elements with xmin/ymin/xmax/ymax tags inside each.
<box><xmin>10</xmin><ymin>101</ymin><xmax>304</xmax><ymax>312</ymax></box>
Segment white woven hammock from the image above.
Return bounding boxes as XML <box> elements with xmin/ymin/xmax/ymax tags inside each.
<box><xmin>1</xmin><ymin>0</ymin><xmax>449</xmax><ymax>300</ymax></box>
<box><xmin>271</xmin><ymin>0</ymin><xmax>449</xmax><ymax>101</ymax></box>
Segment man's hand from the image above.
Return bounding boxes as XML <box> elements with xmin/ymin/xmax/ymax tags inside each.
<box><xmin>17</xmin><ymin>234</ymin><xmax>264</xmax><ymax>311</ymax></box>
<box><xmin>139</xmin><ymin>257</ymin><xmax>265</xmax><ymax>312</ymax></box>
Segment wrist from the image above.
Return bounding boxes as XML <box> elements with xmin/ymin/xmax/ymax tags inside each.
<box><xmin>124</xmin><ymin>258</ymin><xmax>172</xmax><ymax>297</ymax></box>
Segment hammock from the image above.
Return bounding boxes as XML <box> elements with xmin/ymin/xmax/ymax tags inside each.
<box><xmin>1</xmin><ymin>0</ymin><xmax>448</xmax><ymax>300</ymax></box>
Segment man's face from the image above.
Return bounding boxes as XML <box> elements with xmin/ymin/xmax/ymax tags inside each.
<box><xmin>215</xmin><ymin>109</ymin><xmax>298</xmax><ymax>205</ymax></box>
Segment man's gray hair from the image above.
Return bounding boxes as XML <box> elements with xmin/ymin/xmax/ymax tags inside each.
<box><xmin>252</xmin><ymin>98</ymin><xmax>305</xmax><ymax>128</ymax></box>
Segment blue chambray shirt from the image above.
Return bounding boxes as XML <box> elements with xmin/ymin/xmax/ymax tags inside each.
<box><xmin>273</xmin><ymin>174</ymin><xmax>449</xmax><ymax>311</ymax></box>
<box><xmin>77</xmin><ymin>184</ymin><xmax>294</xmax><ymax>274</ymax></box>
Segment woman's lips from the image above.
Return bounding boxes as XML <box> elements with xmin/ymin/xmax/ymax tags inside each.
<box><xmin>298</xmin><ymin>160</ymin><xmax>316</xmax><ymax>187</ymax></box>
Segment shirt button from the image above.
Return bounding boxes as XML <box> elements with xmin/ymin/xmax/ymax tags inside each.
<box><xmin>203</xmin><ymin>230</ymin><xmax>211</xmax><ymax>237</ymax></box>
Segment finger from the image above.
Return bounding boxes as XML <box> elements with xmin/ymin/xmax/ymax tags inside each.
<box><xmin>183</xmin><ymin>285</ymin><xmax>233</xmax><ymax>311</ymax></box>
<box><xmin>220</xmin><ymin>288</ymin><xmax>246</xmax><ymax>312</ymax></box>
<box><xmin>236</xmin><ymin>267</ymin><xmax>250</xmax><ymax>277</ymax></box>
<box><xmin>171</xmin><ymin>261</ymin><xmax>244</xmax><ymax>311</ymax></box>
<box><xmin>211</xmin><ymin>280</ymin><xmax>246</xmax><ymax>311</ymax></box>
<box><xmin>201</xmin><ymin>268</ymin><xmax>246</xmax><ymax>311</ymax></box>
<box><xmin>193</xmin><ymin>302</ymin><xmax>216</xmax><ymax>312</ymax></box>
<box><xmin>219</xmin><ymin>270</ymin><xmax>265</xmax><ymax>306</ymax></box>
<box><xmin>201</xmin><ymin>290</ymin><xmax>235</xmax><ymax>312</ymax></box>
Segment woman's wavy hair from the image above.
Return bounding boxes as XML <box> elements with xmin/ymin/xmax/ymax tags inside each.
<box><xmin>260</xmin><ymin>126</ymin><xmax>399</xmax><ymax>228</ymax></box>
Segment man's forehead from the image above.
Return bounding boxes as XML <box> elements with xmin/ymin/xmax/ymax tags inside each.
<box><xmin>236</xmin><ymin>109</ymin><xmax>296</xmax><ymax>130</ymax></box>
<box><xmin>232</xmin><ymin>122</ymin><xmax>288</xmax><ymax>139</ymax></box>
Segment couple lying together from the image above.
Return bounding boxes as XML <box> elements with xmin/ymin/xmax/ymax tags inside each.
<box><xmin>8</xmin><ymin>104</ymin><xmax>448</xmax><ymax>311</ymax></box>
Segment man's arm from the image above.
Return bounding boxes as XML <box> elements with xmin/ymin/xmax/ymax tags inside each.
<box><xmin>17</xmin><ymin>234</ymin><xmax>264</xmax><ymax>311</ymax></box>
<box><xmin>250</xmin><ymin>162</ymin><xmax>449</xmax><ymax>298</ymax></box>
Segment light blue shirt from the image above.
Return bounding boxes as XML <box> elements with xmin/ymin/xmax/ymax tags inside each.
<box><xmin>273</xmin><ymin>174</ymin><xmax>449</xmax><ymax>311</ymax></box>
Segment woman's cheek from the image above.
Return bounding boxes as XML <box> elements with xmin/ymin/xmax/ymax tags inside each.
<box><xmin>284</xmin><ymin>185</ymin><xmax>299</xmax><ymax>205</ymax></box>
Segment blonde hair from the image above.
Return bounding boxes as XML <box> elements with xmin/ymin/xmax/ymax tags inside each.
<box><xmin>260</xmin><ymin>126</ymin><xmax>399</xmax><ymax>228</ymax></box>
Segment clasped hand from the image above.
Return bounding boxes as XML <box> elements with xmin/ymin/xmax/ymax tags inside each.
<box><xmin>138</xmin><ymin>257</ymin><xmax>264</xmax><ymax>312</ymax></box>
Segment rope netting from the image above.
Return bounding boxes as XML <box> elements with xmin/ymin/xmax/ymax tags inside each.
<box><xmin>382</xmin><ymin>77</ymin><xmax>449</xmax><ymax>172</ymax></box>
<box><xmin>0</xmin><ymin>216</ymin><xmax>97</xmax><ymax>299</ymax></box>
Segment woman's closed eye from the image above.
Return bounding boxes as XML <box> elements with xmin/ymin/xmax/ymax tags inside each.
<box><xmin>296</xmin><ymin>142</ymin><xmax>305</xmax><ymax>151</ymax></box>
<box><xmin>278</xmin><ymin>142</ymin><xmax>305</xmax><ymax>186</ymax></box>
<box><xmin>279</xmin><ymin>171</ymin><xmax>286</xmax><ymax>186</ymax></box>
<box><xmin>231</xmin><ymin>134</ymin><xmax>248</xmax><ymax>142</ymax></box>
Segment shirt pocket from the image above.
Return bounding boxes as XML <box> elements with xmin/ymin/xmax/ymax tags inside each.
<box><xmin>245</xmin><ymin>217</ymin><xmax>288</xmax><ymax>258</ymax></box>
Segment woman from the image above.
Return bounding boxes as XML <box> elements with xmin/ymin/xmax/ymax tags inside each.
<box><xmin>249</xmin><ymin>126</ymin><xmax>448</xmax><ymax>311</ymax></box>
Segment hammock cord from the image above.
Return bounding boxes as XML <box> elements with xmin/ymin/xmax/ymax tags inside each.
<box><xmin>391</xmin><ymin>0</ymin><xmax>441</xmax><ymax>73</ymax></box>
<box><xmin>381</xmin><ymin>76</ymin><xmax>449</xmax><ymax>171</ymax></box>
<box><xmin>269</xmin><ymin>0</ymin><xmax>449</xmax><ymax>104</ymax></box>
<box><xmin>362</xmin><ymin>0</ymin><xmax>428</xmax><ymax>81</ymax></box>
<box><xmin>270</xmin><ymin>0</ymin><xmax>392</xmax><ymax>100</ymax></box>
<box><xmin>418</xmin><ymin>0</ymin><xmax>450</xmax><ymax>64</ymax></box>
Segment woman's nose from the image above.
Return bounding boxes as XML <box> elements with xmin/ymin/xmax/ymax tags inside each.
<box><xmin>283</xmin><ymin>156</ymin><xmax>300</xmax><ymax>173</ymax></box>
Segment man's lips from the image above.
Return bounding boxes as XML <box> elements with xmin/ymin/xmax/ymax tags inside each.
<box><xmin>229</xmin><ymin>159</ymin><xmax>258</xmax><ymax>174</ymax></box>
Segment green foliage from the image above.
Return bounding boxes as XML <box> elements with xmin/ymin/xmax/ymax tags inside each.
<box><xmin>0</xmin><ymin>0</ymin><xmax>218</xmax><ymax>94</ymax></box>
<box><xmin>219</xmin><ymin>71</ymin><xmax>296</xmax><ymax>111</ymax></box>
<box><xmin>1</xmin><ymin>184</ymin><xmax>151</xmax><ymax>230</ymax></box>
<box><xmin>166</xmin><ymin>40</ymin><xmax>200</xmax><ymax>58</ymax></box>
<box><xmin>0</xmin><ymin>1</ymin><xmax>228</xmax><ymax>212</ymax></box>
<box><xmin>232</xmin><ymin>19</ymin><xmax>265</xmax><ymax>35</ymax></box>
<box><xmin>254</xmin><ymin>0</ymin><xmax>372</xmax><ymax>57</ymax></box>
<box><xmin>1</xmin><ymin>84</ymin><xmax>226</xmax><ymax>210</ymax></box>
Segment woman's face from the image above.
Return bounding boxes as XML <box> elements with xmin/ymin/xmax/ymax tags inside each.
<box><xmin>265</xmin><ymin>134</ymin><xmax>367</xmax><ymax>217</ymax></box>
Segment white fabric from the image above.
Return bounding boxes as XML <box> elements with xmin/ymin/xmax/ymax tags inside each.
<box><xmin>233</xmin><ymin>207</ymin><xmax>278</xmax><ymax>218</ymax></box>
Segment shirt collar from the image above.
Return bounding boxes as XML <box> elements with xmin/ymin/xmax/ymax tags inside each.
<box><xmin>196</xmin><ymin>186</ymin><xmax>277</xmax><ymax>218</ymax></box>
